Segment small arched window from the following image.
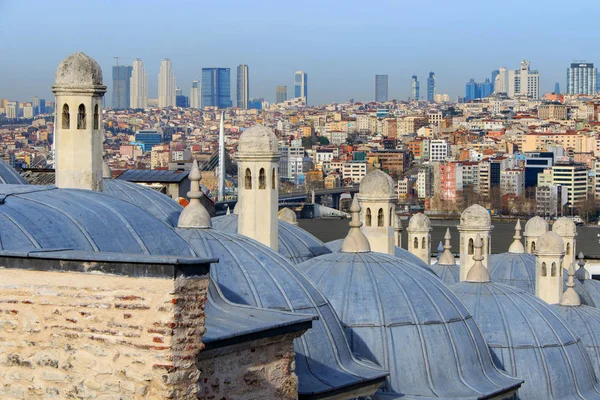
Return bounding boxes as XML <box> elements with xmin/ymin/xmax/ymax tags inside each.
<box><xmin>531</xmin><ymin>241</ymin><xmax>536</xmax><ymax>253</ymax></box>
<box><xmin>62</xmin><ymin>104</ymin><xmax>70</xmax><ymax>129</ymax></box>
<box><xmin>542</xmin><ymin>262</ymin><xmax>547</xmax><ymax>276</ymax></box>
<box><xmin>551</xmin><ymin>262</ymin><xmax>557</xmax><ymax>277</ymax></box>
<box><xmin>272</xmin><ymin>168</ymin><xmax>276</xmax><ymax>189</ymax></box>
<box><xmin>566</xmin><ymin>242</ymin><xmax>571</xmax><ymax>256</ymax></box>
<box><xmin>377</xmin><ymin>208</ymin><xmax>384</xmax><ymax>227</ymax></box>
<box><xmin>488</xmin><ymin>239</ymin><xmax>491</xmax><ymax>254</ymax></box>
<box><xmin>259</xmin><ymin>168</ymin><xmax>266</xmax><ymax>189</ymax></box>
<box><xmin>366</xmin><ymin>208</ymin><xmax>372</xmax><ymax>226</ymax></box>
<box><xmin>468</xmin><ymin>238</ymin><xmax>474</xmax><ymax>255</ymax></box>
<box><xmin>414</xmin><ymin>237</ymin><xmax>419</xmax><ymax>249</ymax></box>
<box><xmin>389</xmin><ymin>208</ymin><xmax>393</xmax><ymax>226</ymax></box>
<box><xmin>245</xmin><ymin>168</ymin><xmax>252</xmax><ymax>189</ymax></box>
<box><xmin>77</xmin><ymin>104</ymin><xmax>86</xmax><ymax>129</ymax></box>
<box><xmin>93</xmin><ymin>104</ymin><xmax>99</xmax><ymax>129</ymax></box>
<box><xmin>422</xmin><ymin>237</ymin><xmax>426</xmax><ymax>249</ymax></box>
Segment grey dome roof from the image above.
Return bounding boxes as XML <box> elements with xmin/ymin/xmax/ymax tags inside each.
<box><xmin>175</xmin><ymin>227</ymin><xmax>387</xmax><ymax>397</ymax></box>
<box><xmin>358</xmin><ymin>169</ymin><xmax>395</xmax><ymax>199</ymax></box>
<box><xmin>54</xmin><ymin>52</ymin><xmax>103</xmax><ymax>87</ymax></box>
<box><xmin>102</xmin><ymin>178</ymin><xmax>182</xmax><ymax>227</ymax></box>
<box><xmin>407</xmin><ymin>212</ymin><xmax>430</xmax><ymax>231</ymax></box>
<box><xmin>553</xmin><ymin>216</ymin><xmax>577</xmax><ymax>236</ymax></box>
<box><xmin>431</xmin><ymin>262</ymin><xmax>460</xmax><ymax>285</ymax></box>
<box><xmin>325</xmin><ymin>238</ymin><xmax>434</xmax><ymax>273</ymax></box>
<box><xmin>0</xmin><ymin>160</ymin><xmax>27</xmax><ymax>184</ymax></box>
<box><xmin>237</xmin><ymin>125</ymin><xmax>278</xmax><ymax>154</ymax></box>
<box><xmin>582</xmin><ymin>279</ymin><xmax>600</xmax><ymax>308</ymax></box>
<box><xmin>524</xmin><ymin>216</ymin><xmax>548</xmax><ymax>237</ymax></box>
<box><xmin>299</xmin><ymin>251</ymin><xmax>522</xmax><ymax>399</ymax></box>
<box><xmin>460</xmin><ymin>204</ymin><xmax>491</xmax><ymax>228</ymax></box>
<box><xmin>0</xmin><ymin>185</ymin><xmax>194</xmax><ymax>256</ymax></box>
<box><xmin>553</xmin><ymin>303</ymin><xmax>600</xmax><ymax>380</ymax></box>
<box><xmin>212</xmin><ymin>213</ymin><xmax>331</xmax><ymax>264</ymax></box>
<box><xmin>451</xmin><ymin>281</ymin><xmax>600</xmax><ymax>400</ymax></box>
<box><xmin>490</xmin><ymin>252</ymin><xmax>596</xmax><ymax>306</ymax></box>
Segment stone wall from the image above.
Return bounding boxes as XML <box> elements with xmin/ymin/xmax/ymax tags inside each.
<box><xmin>0</xmin><ymin>268</ymin><xmax>208</xmax><ymax>399</ymax></box>
<box><xmin>197</xmin><ymin>334</ymin><xmax>297</xmax><ymax>400</ymax></box>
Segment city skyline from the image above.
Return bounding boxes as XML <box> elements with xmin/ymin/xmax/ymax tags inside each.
<box><xmin>1</xmin><ymin>0</ymin><xmax>599</xmax><ymax>104</ymax></box>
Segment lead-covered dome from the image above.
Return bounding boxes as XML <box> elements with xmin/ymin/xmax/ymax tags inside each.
<box><xmin>212</xmin><ymin>213</ymin><xmax>331</xmax><ymax>264</ymax></box>
<box><xmin>524</xmin><ymin>216</ymin><xmax>548</xmax><ymax>237</ymax></box>
<box><xmin>237</xmin><ymin>125</ymin><xmax>279</xmax><ymax>154</ymax></box>
<box><xmin>54</xmin><ymin>52</ymin><xmax>103</xmax><ymax>87</ymax></box>
<box><xmin>299</xmin><ymin>251</ymin><xmax>521</xmax><ymax>398</ymax></box>
<box><xmin>452</xmin><ymin>281</ymin><xmax>600</xmax><ymax>400</ymax></box>
<box><xmin>358</xmin><ymin>169</ymin><xmax>395</xmax><ymax>199</ymax></box>
<box><xmin>553</xmin><ymin>216</ymin><xmax>577</xmax><ymax>237</ymax></box>
<box><xmin>459</xmin><ymin>204</ymin><xmax>490</xmax><ymax>228</ymax></box>
<box><xmin>0</xmin><ymin>159</ymin><xmax>27</xmax><ymax>184</ymax></box>
<box><xmin>176</xmin><ymin>227</ymin><xmax>387</xmax><ymax>397</ymax></box>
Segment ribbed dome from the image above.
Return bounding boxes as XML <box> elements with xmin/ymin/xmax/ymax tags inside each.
<box><xmin>431</xmin><ymin>262</ymin><xmax>460</xmax><ymax>285</ymax></box>
<box><xmin>553</xmin><ymin>216</ymin><xmax>577</xmax><ymax>236</ymax></box>
<box><xmin>0</xmin><ymin>159</ymin><xmax>27</xmax><ymax>184</ymax></box>
<box><xmin>54</xmin><ymin>52</ymin><xmax>103</xmax><ymax>87</ymax></box>
<box><xmin>582</xmin><ymin>280</ymin><xmax>600</xmax><ymax>307</ymax></box>
<box><xmin>299</xmin><ymin>251</ymin><xmax>522</xmax><ymax>399</ymax></box>
<box><xmin>358</xmin><ymin>169</ymin><xmax>395</xmax><ymax>199</ymax></box>
<box><xmin>524</xmin><ymin>216</ymin><xmax>548</xmax><ymax>237</ymax></box>
<box><xmin>459</xmin><ymin>204</ymin><xmax>491</xmax><ymax>228</ymax></box>
<box><xmin>237</xmin><ymin>125</ymin><xmax>279</xmax><ymax>154</ymax></box>
<box><xmin>407</xmin><ymin>212</ymin><xmax>430</xmax><ymax>231</ymax></box>
<box><xmin>452</xmin><ymin>281</ymin><xmax>600</xmax><ymax>400</ymax></box>
<box><xmin>0</xmin><ymin>185</ymin><xmax>194</xmax><ymax>256</ymax></box>
<box><xmin>176</xmin><ymin>228</ymin><xmax>387</xmax><ymax>396</ymax></box>
<box><xmin>553</xmin><ymin>304</ymin><xmax>600</xmax><ymax>379</ymax></box>
<box><xmin>489</xmin><ymin>252</ymin><xmax>596</xmax><ymax>306</ymax></box>
<box><xmin>212</xmin><ymin>213</ymin><xmax>331</xmax><ymax>264</ymax></box>
<box><xmin>325</xmin><ymin>238</ymin><xmax>434</xmax><ymax>273</ymax></box>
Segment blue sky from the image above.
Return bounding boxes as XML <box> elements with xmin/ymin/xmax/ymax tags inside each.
<box><xmin>0</xmin><ymin>0</ymin><xmax>598</xmax><ymax>105</ymax></box>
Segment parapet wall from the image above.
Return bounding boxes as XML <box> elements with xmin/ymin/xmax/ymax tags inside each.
<box><xmin>0</xmin><ymin>263</ymin><xmax>209</xmax><ymax>399</ymax></box>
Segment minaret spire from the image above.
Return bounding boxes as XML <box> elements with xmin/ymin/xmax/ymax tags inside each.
<box><xmin>466</xmin><ymin>234</ymin><xmax>490</xmax><ymax>282</ymax></box>
<box><xmin>508</xmin><ymin>219</ymin><xmax>525</xmax><ymax>254</ymax></box>
<box><xmin>177</xmin><ymin>160</ymin><xmax>211</xmax><ymax>229</ymax></box>
<box><xmin>341</xmin><ymin>195</ymin><xmax>371</xmax><ymax>253</ymax></box>
<box><xmin>438</xmin><ymin>228</ymin><xmax>455</xmax><ymax>265</ymax></box>
<box><xmin>560</xmin><ymin>263</ymin><xmax>581</xmax><ymax>306</ymax></box>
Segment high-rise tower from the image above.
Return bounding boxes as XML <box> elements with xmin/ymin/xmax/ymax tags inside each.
<box><xmin>567</xmin><ymin>62</ymin><xmax>597</xmax><ymax>95</ymax></box>
<box><xmin>190</xmin><ymin>80</ymin><xmax>200</xmax><ymax>109</ymax></box>
<box><xmin>508</xmin><ymin>59</ymin><xmax>539</xmax><ymax>99</ymax></box>
<box><xmin>426</xmin><ymin>72</ymin><xmax>436</xmax><ymax>102</ymax></box>
<box><xmin>158</xmin><ymin>59</ymin><xmax>176</xmax><ymax>108</ymax></box>
<box><xmin>294</xmin><ymin>71</ymin><xmax>307</xmax><ymax>103</ymax></box>
<box><xmin>276</xmin><ymin>85</ymin><xmax>287</xmax><ymax>103</ymax></box>
<box><xmin>375</xmin><ymin>74</ymin><xmax>388</xmax><ymax>102</ymax></box>
<box><xmin>112</xmin><ymin>64</ymin><xmax>132</xmax><ymax>109</ymax></box>
<box><xmin>202</xmin><ymin>68</ymin><xmax>231</xmax><ymax>109</ymax></box>
<box><xmin>237</xmin><ymin>64</ymin><xmax>249</xmax><ymax>109</ymax></box>
<box><xmin>130</xmin><ymin>59</ymin><xmax>148</xmax><ymax>109</ymax></box>
<box><xmin>410</xmin><ymin>75</ymin><xmax>420</xmax><ymax>100</ymax></box>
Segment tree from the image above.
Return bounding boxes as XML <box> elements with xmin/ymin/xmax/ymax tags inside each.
<box><xmin>576</xmin><ymin>194</ymin><xmax>598</xmax><ymax>223</ymax></box>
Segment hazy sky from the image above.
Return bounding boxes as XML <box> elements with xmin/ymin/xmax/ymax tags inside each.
<box><xmin>1</xmin><ymin>0</ymin><xmax>599</xmax><ymax>105</ymax></box>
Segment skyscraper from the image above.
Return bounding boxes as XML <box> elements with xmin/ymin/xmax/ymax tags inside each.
<box><xmin>112</xmin><ymin>65</ymin><xmax>133</xmax><ymax>109</ymax></box>
<box><xmin>410</xmin><ymin>75</ymin><xmax>420</xmax><ymax>100</ymax></box>
<box><xmin>375</xmin><ymin>75</ymin><xmax>388</xmax><ymax>102</ymax></box>
<box><xmin>555</xmin><ymin>82</ymin><xmax>561</xmax><ymax>94</ymax></box>
<box><xmin>507</xmin><ymin>59</ymin><xmax>539</xmax><ymax>99</ymax></box>
<box><xmin>32</xmin><ymin>96</ymin><xmax>40</xmax><ymax>116</ymax></box>
<box><xmin>426</xmin><ymin>72</ymin><xmax>436</xmax><ymax>102</ymax></box>
<box><xmin>190</xmin><ymin>81</ymin><xmax>200</xmax><ymax>109</ymax></box>
<box><xmin>566</xmin><ymin>62</ymin><xmax>597</xmax><ymax>95</ymax></box>
<box><xmin>494</xmin><ymin>67</ymin><xmax>507</xmax><ymax>94</ymax></box>
<box><xmin>480</xmin><ymin>78</ymin><xmax>493</xmax><ymax>98</ymax></box>
<box><xmin>276</xmin><ymin>85</ymin><xmax>287</xmax><ymax>103</ymax></box>
<box><xmin>465</xmin><ymin>79</ymin><xmax>478</xmax><ymax>101</ymax></box>
<box><xmin>237</xmin><ymin>64</ymin><xmax>249</xmax><ymax>109</ymax></box>
<box><xmin>158</xmin><ymin>59</ymin><xmax>176</xmax><ymax>108</ymax></box>
<box><xmin>294</xmin><ymin>71</ymin><xmax>307</xmax><ymax>103</ymax></box>
<box><xmin>202</xmin><ymin>68</ymin><xmax>232</xmax><ymax>109</ymax></box>
<box><xmin>491</xmin><ymin>70</ymin><xmax>499</xmax><ymax>92</ymax></box>
<box><xmin>130</xmin><ymin>59</ymin><xmax>148</xmax><ymax>109</ymax></box>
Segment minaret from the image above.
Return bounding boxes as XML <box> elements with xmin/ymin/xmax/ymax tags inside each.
<box><xmin>357</xmin><ymin>169</ymin><xmax>396</xmax><ymax>255</ymax></box>
<box><xmin>560</xmin><ymin>263</ymin><xmax>581</xmax><ymax>306</ymax></box>
<box><xmin>458</xmin><ymin>204</ymin><xmax>493</xmax><ymax>281</ymax></box>
<box><xmin>508</xmin><ymin>220</ymin><xmax>525</xmax><ymax>254</ymax></box>
<box><xmin>407</xmin><ymin>213</ymin><xmax>432</xmax><ymax>265</ymax></box>
<box><xmin>178</xmin><ymin>160</ymin><xmax>212</xmax><ymax>229</ymax></box>
<box><xmin>341</xmin><ymin>195</ymin><xmax>371</xmax><ymax>253</ymax></box>
<box><xmin>466</xmin><ymin>234</ymin><xmax>491</xmax><ymax>282</ymax></box>
<box><xmin>236</xmin><ymin>125</ymin><xmax>280</xmax><ymax>250</ymax></box>
<box><xmin>535</xmin><ymin>231</ymin><xmax>565</xmax><ymax>304</ymax></box>
<box><xmin>218</xmin><ymin>111</ymin><xmax>226</xmax><ymax>201</ymax></box>
<box><xmin>552</xmin><ymin>216</ymin><xmax>577</xmax><ymax>269</ymax></box>
<box><xmin>523</xmin><ymin>216</ymin><xmax>548</xmax><ymax>254</ymax></box>
<box><xmin>394</xmin><ymin>214</ymin><xmax>403</xmax><ymax>248</ymax></box>
<box><xmin>52</xmin><ymin>52</ymin><xmax>106</xmax><ymax>191</ymax></box>
<box><xmin>575</xmin><ymin>252</ymin><xmax>590</xmax><ymax>281</ymax></box>
<box><xmin>438</xmin><ymin>228</ymin><xmax>455</xmax><ymax>265</ymax></box>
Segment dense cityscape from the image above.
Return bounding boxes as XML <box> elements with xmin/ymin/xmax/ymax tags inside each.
<box><xmin>1</xmin><ymin>57</ymin><xmax>600</xmax><ymax>220</ymax></box>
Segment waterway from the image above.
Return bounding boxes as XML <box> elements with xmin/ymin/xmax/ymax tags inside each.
<box><xmin>298</xmin><ymin>219</ymin><xmax>600</xmax><ymax>257</ymax></box>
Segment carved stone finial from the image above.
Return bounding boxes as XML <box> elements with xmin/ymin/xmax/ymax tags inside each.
<box><xmin>508</xmin><ymin>219</ymin><xmax>525</xmax><ymax>254</ymax></box>
<box><xmin>438</xmin><ymin>228</ymin><xmax>456</xmax><ymax>265</ymax></box>
<box><xmin>466</xmin><ymin>234</ymin><xmax>490</xmax><ymax>282</ymax></box>
<box><xmin>341</xmin><ymin>195</ymin><xmax>371</xmax><ymax>253</ymax></box>
<box><xmin>560</xmin><ymin>263</ymin><xmax>582</xmax><ymax>306</ymax></box>
<box><xmin>177</xmin><ymin>160</ymin><xmax>212</xmax><ymax>229</ymax></box>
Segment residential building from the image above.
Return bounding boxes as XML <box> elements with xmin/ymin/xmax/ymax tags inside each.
<box><xmin>32</xmin><ymin>96</ymin><xmax>40</xmax><ymax>115</ymax></box>
<box><xmin>536</xmin><ymin>185</ymin><xmax>566</xmax><ymax>217</ymax></box>
<box><xmin>367</xmin><ymin>149</ymin><xmax>407</xmax><ymax>176</ymax></box>
<box><xmin>341</xmin><ymin>161</ymin><xmax>367</xmax><ymax>183</ymax></box>
<box><xmin>158</xmin><ymin>59</ymin><xmax>176</xmax><ymax>108</ymax></box>
<box><xmin>439</xmin><ymin>162</ymin><xmax>463</xmax><ymax>202</ymax></box>
<box><xmin>426</xmin><ymin>72</ymin><xmax>435</xmax><ymax>102</ymax></box>
<box><xmin>6</xmin><ymin>101</ymin><xmax>18</xmax><ymax>118</ymax></box>
<box><xmin>500</xmin><ymin>169</ymin><xmax>525</xmax><ymax>196</ymax></box>
<box><xmin>524</xmin><ymin>151</ymin><xmax>554</xmax><ymax>188</ymax></box>
<box><xmin>494</xmin><ymin>67</ymin><xmax>508</xmax><ymax>93</ymax></box>
<box><xmin>237</xmin><ymin>64</ymin><xmax>249</xmax><ymax>109</ymax></box>
<box><xmin>417</xmin><ymin>165</ymin><xmax>433</xmax><ymax>199</ymax></box>
<box><xmin>538</xmin><ymin>104</ymin><xmax>568</xmax><ymax>120</ymax></box>
<box><xmin>279</xmin><ymin>145</ymin><xmax>308</xmax><ymax>184</ymax></box>
<box><xmin>130</xmin><ymin>59</ymin><xmax>148</xmax><ymax>109</ymax></box>
<box><xmin>430</xmin><ymin>139</ymin><xmax>450</xmax><ymax>162</ymax></box>
<box><xmin>397</xmin><ymin>177</ymin><xmax>412</xmax><ymax>199</ymax></box>
<box><xmin>276</xmin><ymin>85</ymin><xmax>287</xmax><ymax>103</ymax></box>
<box><xmin>465</xmin><ymin>79</ymin><xmax>478</xmax><ymax>101</ymax></box>
<box><xmin>478</xmin><ymin>159</ymin><xmax>501</xmax><ymax>198</ymax></box>
<box><xmin>375</xmin><ymin>75</ymin><xmax>388</xmax><ymax>102</ymax></box>
<box><xmin>410</xmin><ymin>75</ymin><xmax>419</xmax><ymax>100</ymax></box>
<box><xmin>294</xmin><ymin>71</ymin><xmax>307</xmax><ymax>103</ymax></box>
<box><xmin>190</xmin><ymin>80</ymin><xmax>200</xmax><ymax>109</ymax></box>
<box><xmin>567</xmin><ymin>62</ymin><xmax>597</xmax><ymax>95</ymax></box>
<box><xmin>551</xmin><ymin>162</ymin><xmax>589</xmax><ymax>209</ymax></box>
<box><xmin>112</xmin><ymin>65</ymin><xmax>133</xmax><ymax>109</ymax></box>
<box><xmin>202</xmin><ymin>68</ymin><xmax>231</xmax><ymax>109</ymax></box>
<box><xmin>507</xmin><ymin>59</ymin><xmax>540</xmax><ymax>99</ymax></box>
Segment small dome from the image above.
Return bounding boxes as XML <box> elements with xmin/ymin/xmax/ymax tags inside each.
<box><xmin>278</xmin><ymin>207</ymin><xmax>297</xmax><ymax>225</ymax></box>
<box><xmin>358</xmin><ymin>169</ymin><xmax>395</xmax><ymax>199</ymax></box>
<box><xmin>524</xmin><ymin>216</ymin><xmax>548</xmax><ymax>237</ymax></box>
<box><xmin>212</xmin><ymin>214</ymin><xmax>331</xmax><ymax>264</ymax></box>
<box><xmin>452</xmin><ymin>281</ymin><xmax>600</xmax><ymax>399</ymax></box>
<box><xmin>54</xmin><ymin>52</ymin><xmax>103</xmax><ymax>87</ymax></box>
<box><xmin>430</xmin><ymin>263</ymin><xmax>460</xmax><ymax>285</ymax></box>
<box><xmin>552</xmin><ymin>216</ymin><xmax>577</xmax><ymax>237</ymax></box>
<box><xmin>300</xmin><ymin>251</ymin><xmax>522</xmax><ymax>398</ymax></box>
<box><xmin>459</xmin><ymin>204</ymin><xmax>490</xmax><ymax>228</ymax></box>
<box><xmin>407</xmin><ymin>212</ymin><xmax>430</xmax><ymax>231</ymax></box>
<box><xmin>536</xmin><ymin>231</ymin><xmax>565</xmax><ymax>254</ymax></box>
<box><xmin>237</xmin><ymin>125</ymin><xmax>279</xmax><ymax>154</ymax></box>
